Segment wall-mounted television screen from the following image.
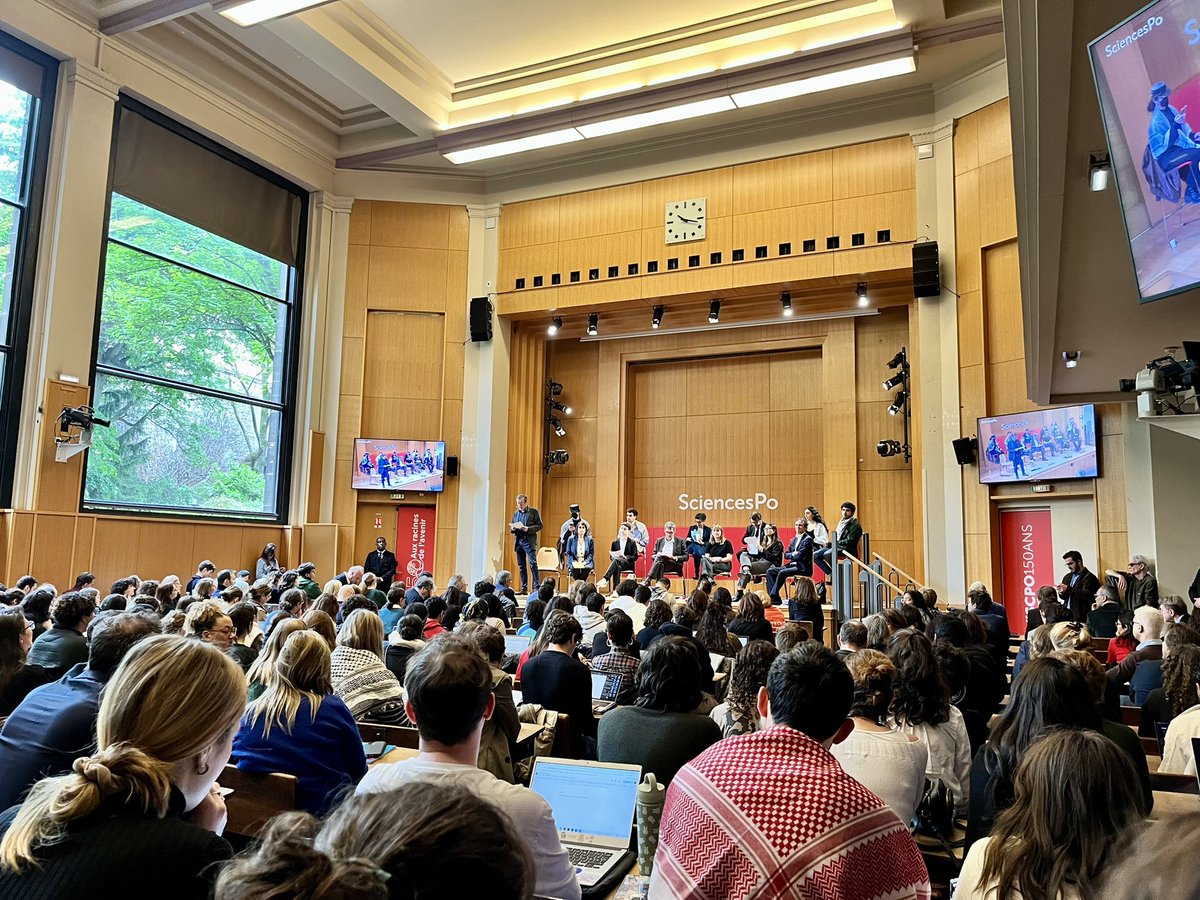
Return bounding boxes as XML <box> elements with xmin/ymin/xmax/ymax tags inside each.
<box><xmin>354</xmin><ymin>439</ymin><xmax>445</xmax><ymax>492</ymax></box>
<box><xmin>1089</xmin><ymin>0</ymin><xmax>1200</xmax><ymax>302</ymax></box>
<box><xmin>977</xmin><ymin>404</ymin><xmax>1098</xmax><ymax>484</ymax></box>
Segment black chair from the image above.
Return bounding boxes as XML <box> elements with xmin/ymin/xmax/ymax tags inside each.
<box><xmin>385</xmin><ymin>643</ymin><xmax>418</xmax><ymax>681</ymax></box>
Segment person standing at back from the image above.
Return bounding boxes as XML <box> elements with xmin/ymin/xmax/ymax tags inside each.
<box><xmin>649</xmin><ymin>642</ymin><xmax>929</xmax><ymax>899</ymax></box>
<box><xmin>363</xmin><ymin>537</ymin><xmax>398</xmax><ymax>592</ymax></box>
<box><xmin>1056</xmin><ymin>550</ymin><xmax>1100</xmax><ymax>623</ymax></box>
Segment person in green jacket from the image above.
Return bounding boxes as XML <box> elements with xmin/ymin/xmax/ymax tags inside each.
<box><xmin>297</xmin><ymin>562</ymin><xmax>321</xmax><ymax>601</ymax></box>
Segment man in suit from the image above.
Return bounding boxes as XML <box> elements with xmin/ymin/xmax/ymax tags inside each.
<box><xmin>814</xmin><ymin>502</ymin><xmax>863</xmax><ymax>582</ymax></box>
<box><xmin>766</xmin><ymin>517</ymin><xmax>814</xmax><ymax>605</ymax></box>
<box><xmin>646</xmin><ymin>521</ymin><xmax>689</xmax><ymax>583</ymax></box>
<box><xmin>684</xmin><ymin>513</ymin><xmax>712</xmax><ymax>579</ymax></box>
<box><xmin>509</xmin><ymin>494</ymin><xmax>543</xmax><ymax>594</ymax></box>
<box><xmin>364</xmin><ymin>536</ymin><xmax>398</xmax><ymax>591</ymax></box>
<box><xmin>1056</xmin><ymin>550</ymin><xmax>1101</xmax><ymax>623</ymax></box>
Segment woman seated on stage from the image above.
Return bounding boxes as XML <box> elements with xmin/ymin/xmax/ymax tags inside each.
<box><xmin>737</xmin><ymin>523</ymin><xmax>783</xmax><ymax>590</ymax></box>
<box><xmin>597</xmin><ymin>523</ymin><xmax>639</xmax><ymax>590</ymax></box>
<box><xmin>701</xmin><ymin>525</ymin><xmax>734</xmax><ymax>578</ymax></box>
<box><xmin>563</xmin><ymin>521</ymin><xmax>594</xmax><ymax>582</ymax></box>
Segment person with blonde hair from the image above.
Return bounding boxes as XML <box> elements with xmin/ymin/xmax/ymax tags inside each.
<box><xmin>233</xmin><ymin>630</ymin><xmax>366</xmax><ymax>815</ymax></box>
<box><xmin>246</xmin><ymin>618</ymin><xmax>308</xmax><ymax>702</ymax></box>
<box><xmin>302</xmin><ymin>608</ymin><xmax>337</xmax><ymax>650</ymax></box>
<box><xmin>331</xmin><ymin>609</ymin><xmax>408</xmax><ymax>726</ymax></box>
<box><xmin>0</xmin><ymin>635</ymin><xmax>245</xmax><ymax>897</ymax></box>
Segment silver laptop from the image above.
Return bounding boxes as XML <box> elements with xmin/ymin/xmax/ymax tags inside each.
<box><xmin>590</xmin><ymin>671</ymin><xmax>624</xmax><ymax>714</ymax></box>
<box><xmin>504</xmin><ymin>634</ymin><xmax>531</xmax><ymax>656</ymax></box>
<box><xmin>529</xmin><ymin>758</ymin><xmax>641</xmax><ymax>888</ymax></box>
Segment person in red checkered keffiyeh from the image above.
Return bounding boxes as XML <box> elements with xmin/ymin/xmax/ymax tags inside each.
<box><xmin>649</xmin><ymin>641</ymin><xmax>931</xmax><ymax>900</ymax></box>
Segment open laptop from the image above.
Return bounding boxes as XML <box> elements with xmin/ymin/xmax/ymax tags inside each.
<box><xmin>529</xmin><ymin>758</ymin><xmax>641</xmax><ymax>890</ymax></box>
<box><xmin>590</xmin><ymin>671</ymin><xmax>624</xmax><ymax>714</ymax></box>
<box><xmin>504</xmin><ymin>633</ymin><xmax>531</xmax><ymax>656</ymax></box>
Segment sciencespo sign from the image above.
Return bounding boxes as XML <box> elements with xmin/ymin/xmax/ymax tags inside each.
<box><xmin>677</xmin><ymin>492</ymin><xmax>779</xmax><ymax>512</ymax></box>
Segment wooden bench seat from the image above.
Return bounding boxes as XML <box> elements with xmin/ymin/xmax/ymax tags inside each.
<box><xmin>220</xmin><ymin>764</ymin><xmax>297</xmax><ymax>839</ymax></box>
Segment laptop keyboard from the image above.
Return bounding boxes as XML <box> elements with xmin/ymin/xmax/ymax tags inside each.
<box><xmin>567</xmin><ymin>846</ymin><xmax>614</xmax><ymax>869</ymax></box>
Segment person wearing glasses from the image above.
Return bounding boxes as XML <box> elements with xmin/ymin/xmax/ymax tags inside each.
<box><xmin>183</xmin><ymin>601</ymin><xmax>236</xmax><ymax>653</ymax></box>
<box><xmin>1105</xmin><ymin>555</ymin><xmax>1160</xmax><ymax>610</ymax></box>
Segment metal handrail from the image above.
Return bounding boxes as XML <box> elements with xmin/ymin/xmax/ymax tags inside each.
<box><xmin>872</xmin><ymin>552</ymin><xmax>925</xmax><ymax>592</ymax></box>
<box><xmin>842</xmin><ymin>551</ymin><xmax>902</xmax><ymax>617</ymax></box>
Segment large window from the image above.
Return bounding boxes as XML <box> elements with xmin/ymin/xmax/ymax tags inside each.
<box><xmin>0</xmin><ymin>35</ymin><xmax>57</xmax><ymax>505</ymax></box>
<box><xmin>84</xmin><ymin>101</ymin><xmax>306</xmax><ymax>520</ymax></box>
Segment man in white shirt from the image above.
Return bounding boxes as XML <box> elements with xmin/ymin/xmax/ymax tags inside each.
<box><xmin>358</xmin><ymin>638</ymin><xmax>581</xmax><ymax>900</ymax></box>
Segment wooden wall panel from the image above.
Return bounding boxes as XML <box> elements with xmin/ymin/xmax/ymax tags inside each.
<box><xmin>831</xmin><ymin>137</ymin><xmax>915</xmax><ymax>199</ymax></box>
<box><xmin>503</xmin><ymin>324</ymin><xmax>548</xmax><ymax>575</ymax></box>
<box><xmin>37</xmin><ymin>380</ymin><xmax>90</xmax><ymax>513</ymax></box>
<box><xmin>732</xmin><ymin>151</ymin><xmax>833</xmax><ymax>213</ymax></box>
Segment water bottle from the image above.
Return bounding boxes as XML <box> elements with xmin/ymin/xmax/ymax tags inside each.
<box><xmin>635</xmin><ymin>772</ymin><xmax>665</xmax><ymax>877</ymax></box>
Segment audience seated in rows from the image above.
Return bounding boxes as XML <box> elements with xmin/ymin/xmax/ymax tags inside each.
<box><xmin>1107</xmin><ymin>605</ymin><xmax>1165</xmax><ymax>703</ymax></box>
<box><xmin>0</xmin><ymin>608</ymin><xmax>51</xmax><ymax>717</ymax></box>
<box><xmin>518</xmin><ymin>611</ymin><xmax>596</xmax><ymax>758</ymax></box>
<box><xmin>774</xmin><ymin>620</ymin><xmax>810</xmax><ymax>653</ymax></box>
<box><xmin>709</xmin><ymin>639</ymin><xmax>778</xmax><ymax>738</ymax></box>
<box><xmin>650</xmin><ymin>641</ymin><xmax>930</xmax><ymax>898</ymax></box>
<box><xmin>457</xmin><ymin>622</ymin><xmax>520</xmax><ymax>783</ymax></box>
<box><xmin>591</xmin><ymin>609</ymin><xmax>640</xmax><ymax>685</ymax></box>
<box><xmin>384</xmin><ymin>614</ymin><xmax>426</xmax><ymax>681</ymax></box>
<box><xmin>830</xmin><ymin>648</ymin><xmax>927</xmax><ymax>825</ymax></box>
<box><xmin>357</xmin><ymin>636</ymin><xmax>581</xmax><ymax>900</ymax></box>
<box><xmin>0</xmin><ymin>635</ymin><xmax>244</xmax><ymax>898</ymax></box>
<box><xmin>598</xmin><ymin>636</ymin><xmax>722</xmax><ymax>787</ymax></box>
<box><xmin>233</xmin><ymin>630</ymin><xmax>367</xmax><ymax>815</ymax></box>
<box><xmin>26</xmin><ymin>593</ymin><xmax>95</xmax><ymax>678</ymax></box>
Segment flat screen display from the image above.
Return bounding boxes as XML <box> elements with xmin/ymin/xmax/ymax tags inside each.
<box><xmin>353</xmin><ymin>439</ymin><xmax>444</xmax><ymax>492</ymax></box>
<box><xmin>1089</xmin><ymin>0</ymin><xmax>1200</xmax><ymax>302</ymax></box>
<box><xmin>977</xmin><ymin>405</ymin><xmax>1098</xmax><ymax>484</ymax></box>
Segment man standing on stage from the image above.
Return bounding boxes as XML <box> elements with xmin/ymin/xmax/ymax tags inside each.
<box><xmin>510</xmin><ymin>494</ymin><xmax>543</xmax><ymax>594</ymax></box>
<box><xmin>364</xmin><ymin>536</ymin><xmax>398</xmax><ymax>592</ymax></box>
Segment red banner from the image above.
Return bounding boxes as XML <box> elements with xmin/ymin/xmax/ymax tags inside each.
<box><xmin>398</xmin><ymin>506</ymin><xmax>437</xmax><ymax>581</ymax></box>
<box><xmin>998</xmin><ymin>508</ymin><xmax>1055</xmax><ymax>624</ymax></box>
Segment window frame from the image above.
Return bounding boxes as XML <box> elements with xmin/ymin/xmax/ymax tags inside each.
<box><xmin>82</xmin><ymin>96</ymin><xmax>308</xmax><ymax>523</ymax></box>
<box><xmin>0</xmin><ymin>33</ymin><xmax>58</xmax><ymax>507</ymax></box>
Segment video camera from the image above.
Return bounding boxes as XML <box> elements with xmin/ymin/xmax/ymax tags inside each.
<box><xmin>57</xmin><ymin>405</ymin><xmax>110</xmax><ymax>434</ymax></box>
<box><xmin>1119</xmin><ymin>343</ymin><xmax>1200</xmax><ymax>416</ymax></box>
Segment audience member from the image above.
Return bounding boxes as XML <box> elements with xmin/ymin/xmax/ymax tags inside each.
<box><xmin>598</xmin><ymin>636</ymin><xmax>722</xmax><ymax>787</ymax></box>
<box><xmin>728</xmin><ymin>592</ymin><xmax>774</xmax><ymax>643</ymax></box>
<box><xmin>26</xmin><ymin>592</ymin><xmax>94</xmax><ymax>677</ymax></box>
<box><xmin>331</xmin><ymin>609</ymin><xmax>408</xmax><ymax>726</ymax></box>
<box><xmin>516</xmin><ymin>598</ymin><xmax>544</xmax><ymax>638</ymax></box>
<box><xmin>21</xmin><ymin>589</ymin><xmax>53</xmax><ymax>640</ymax></box>
<box><xmin>965</xmin><ymin>656</ymin><xmax>1109</xmax><ymax>849</ymax></box>
<box><xmin>224</xmin><ymin>602</ymin><xmax>261</xmax><ymax>673</ymax></box>
<box><xmin>900</xmin><ymin>589</ymin><xmax>935</xmax><ymax>627</ymax></box>
<box><xmin>887</xmin><ymin>630</ymin><xmax>972</xmax><ymax>817</ymax></box>
<box><xmin>774</xmin><ymin>620</ymin><xmax>810</xmax><ymax>652</ymax></box>
<box><xmin>458</xmin><ymin>622</ymin><xmax>520</xmax><ymax>783</ymax></box>
<box><xmin>1106</xmin><ymin>605</ymin><xmax>1164</xmax><ymax>703</ymax></box>
<box><xmin>519</xmin><ymin>612</ymin><xmax>595</xmax><ymax>758</ymax></box>
<box><xmin>1102</xmin><ymin>811</ymin><xmax>1199</xmax><ymax>897</ymax></box>
<box><xmin>0</xmin><ymin>635</ymin><xmax>244</xmax><ymax>898</ymax></box>
<box><xmin>378</xmin><ymin>586</ymin><xmax>406</xmax><ymax>635</ymax></box>
<box><xmin>1161</xmin><ymin>594</ymin><xmax>1191</xmax><ymax>627</ymax></box>
<box><xmin>1159</xmin><ymin>646</ymin><xmax>1200</xmax><ymax>775</ymax></box>
<box><xmin>695</xmin><ymin>603</ymin><xmax>740</xmax><ymax>657</ymax></box>
<box><xmin>636</xmin><ymin>599</ymin><xmax>673</xmax><ymax>650</ymax></box>
<box><xmin>1105</xmin><ymin>554</ymin><xmax>1159</xmax><ymax>610</ymax></box>
<box><xmin>864</xmin><ymin>613</ymin><xmax>889</xmax><ymax>651</ymax></box>
<box><xmin>606</xmin><ymin>578</ymin><xmax>646</xmax><ymax>630</ymax></box>
<box><xmin>384</xmin><ymin>614</ymin><xmax>426</xmax><ymax>682</ymax></box>
<box><xmin>184</xmin><ymin>601</ymin><xmax>235</xmax><ymax>655</ymax></box>
<box><xmin>830</xmin><ymin>648</ymin><xmax>927</xmax><ymax>825</ymax></box>
<box><xmin>160</xmin><ymin>609</ymin><xmax>186</xmax><ymax>636</ymax></box>
<box><xmin>215</xmin><ymin>782</ymin><xmax>533</xmax><ymax>900</ymax></box>
<box><xmin>0</xmin><ymin>608</ymin><xmax>50</xmax><ymax>718</ymax></box>
<box><xmin>709</xmin><ymin>640</ymin><xmax>779</xmax><ymax>738</ymax></box>
<box><xmin>0</xmin><ymin>612</ymin><xmax>160</xmax><ymax>810</ymax></box>
<box><xmin>591</xmin><ymin>609</ymin><xmax>639</xmax><ymax>684</ymax></box>
<box><xmin>301</xmin><ymin>608</ymin><xmax>337</xmax><ymax>650</ymax></box>
<box><xmin>423</xmin><ymin>597</ymin><xmax>448</xmax><ymax>639</ymax></box>
<box><xmin>837</xmin><ymin>619</ymin><xmax>866</xmax><ymax>659</ymax></box>
<box><xmin>245</xmin><ymin>618</ymin><xmax>308</xmax><ymax>702</ymax></box>
<box><xmin>1107</xmin><ymin>609</ymin><xmax>1138</xmax><ymax>664</ymax></box>
<box><xmin>650</xmin><ymin>642</ymin><xmax>930</xmax><ymax>898</ymax></box>
<box><xmin>956</xmin><ymin>728</ymin><xmax>1144</xmax><ymax>900</ymax></box>
<box><xmin>1086</xmin><ymin>584</ymin><xmax>1122</xmax><ymax>637</ymax></box>
<box><xmin>785</xmin><ymin>575</ymin><xmax>823</xmax><ymax>644</ymax></box>
<box><xmin>967</xmin><ymin>590</ymin><xmax>1009</xmax><ymax>666</ymax></box>
<box><xmin>233</xmin><ymin>631</ymin><xmax>367</xmax><ymax>815</ymax></box>
<box><xmin>357</xmin><ymin>637</ymin><xmax>580</xmax><ymax>900</ymax></box>
<box><xmin>1139</xmin><ymin>628</ymin><xmax>1200</xmax><ymax>735</ymax></box>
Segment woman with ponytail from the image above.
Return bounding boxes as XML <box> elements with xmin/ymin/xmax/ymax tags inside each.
<box><xmin>215</xmin><ymin>782</ymin><xmax>533</xmax><ymax>900</ymax></box>
<box><xmin>0</xmin><ymin>634</ymin><xmax>246</xmax><ymax>898</ymax></box>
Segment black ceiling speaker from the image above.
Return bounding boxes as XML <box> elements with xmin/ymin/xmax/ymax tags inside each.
<box><xmin>912</xmin><ymin>241</ymin><xmax>941</xmax><ymax>298</ymax></box>
<box><xmin>469</xmin><ymin>297</ymin><xmax>493</xmax><ymax>342</ymax></box>
<box><xmin>952</xmin><ymin>436</ymin><xmax>978</xmax><ymax>466</ymax></box>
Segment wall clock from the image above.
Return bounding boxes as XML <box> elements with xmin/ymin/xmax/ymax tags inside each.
<box><xmin>665</xmin><ymin>198</ymin><xmax>706</xmax><ymax>244</ymax></box>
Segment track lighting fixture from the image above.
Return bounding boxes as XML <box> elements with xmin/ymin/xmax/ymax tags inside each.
<box><xmin>708</xmin><ymin>300</ymin><xmax>721</xmax><ymax>324</ymax></box>
<box><xmin>885</xmin><ymin>349</ymin><xmax>908</xmax><ymax>370</ymax></box>
<box><xmin>652</xmin><ymin>305</ymin><xmax>664</xmax><ymax>329</ymax></box>
<box><xmin>856</xmin><ymin>283</ymin><xmax>869</xmax><ymax>307</ymax></box>
<box><xmin>876</xmin><ymin>440</ymin><xmax>902</xmax><ymax>458</ymax></box>
<box><xmin>587</xmin><ymin>313</ymin><xmax>598</xmax><ymax>336</ymax></box>
<box><xmin>780</xmin><ymin>291</ymin><xmax>793</xmax><ymax>317</ymax></box>
<box><xmin>550</xmin><ymin>400</ymin><xmax>573</xmax><ymax>416</ymax></box>
<box><xmin>548</xmin><ymin>316</ymin><xmax>562</xmax><ymax>336</ymax></box>
<box><xmin>887</xmin><ymin>391</ymin><xmax>908</xmax><ymax>416</ymax></box>
<box><xmin>882</xmin><ymin>373</ymin><xmax>905</xmax><ymax>391</ymax></box>
<box><xmin>549</xmin><ymin>416</ymin><xmax>566</xmax><ymax>437</ymax></box>
<box><xmin>546</xmin><ymin>380</ymin><xmax>563</xmax><ymax>396</ymax></box>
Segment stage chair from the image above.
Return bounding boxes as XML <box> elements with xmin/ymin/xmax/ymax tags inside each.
<box><xmin>536</xmin><ymin>546</ymin><xmax>560</xmax><ymax>574</ymax></box>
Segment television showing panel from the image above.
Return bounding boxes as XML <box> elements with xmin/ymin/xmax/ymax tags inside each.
<box><xmin>977</xmin><ymin>405</ymin><xmax>1098</xmax><ymax>485</ymax></box>
<box><xmin>1089</xmin><ymin>0</ymin><xmax>1200</xmax><ymax>302</ymax></box>
<box><xmin>353</xmin><ymin>439</ymin><xmax>445</xmax><ymax>492</ymax></box>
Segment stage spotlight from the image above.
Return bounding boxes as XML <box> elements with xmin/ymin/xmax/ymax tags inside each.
<box><xmin>546</xmin><ymin>380</ymin><xmax>563</xmax><ymax>397</ymax></box>
<box><xmin>549</xmin><ymin>416</ymin><xmax>567</xmax><ymax>437</ymax></box>
<box><xmin>882</xmin><ymin>373</ymin><xmax>905</xmax><ymax>391</ymax></box>
<box><xmin>856</xmin><ymin>282</ymin><xmax>869</xmax><ymax>307</ymax></box>
<box><xmin>780</xmin><ymin>291</ymin><xmax>793</xmax><ymax>317</ymax></box>
<box><xmin>887</xmin><ymin>390</ymin><xmax>908</xmax><ymax>416</ymax></box>
<box><xmin>885</xmin><ymin>349</ymin><xmax>907</xmax><ymax>370</ymax></box>
<box><xmin>548</xmin><ymin>316</ymin><xmax>562</xmax><ymax>336</ymax></box>
<box><xmin>652</xmin><ymin>305</ymin><xmax>664</xmax><ymax>329</ymax></box>
<box><xmin>876</xmin><ymin>439</ymin><xmax>902</xmax><ymax>458</ymax></box>
<box><xmin>587</xmin><ymin>313</ymin><xmax>599</xmax><ymax>336</ymax></box>
<box><xmin>545</xmin><ymin>449</ymin><xmax>569</xmax><ymax>468</ymax></box>
<box><xmin>708</xmin><ymin>300</ymin><xmax>721</xmax><ymax>323</ymax></box>
<box><xmin>1088</xmin><ymin>152</ymin><xmax>1110</xmax><ymax>192</ymax></box>
<box><xmin>550</xmin><ymin>400</ymin><xmax>573</xmax><ymax>416</ymax></box>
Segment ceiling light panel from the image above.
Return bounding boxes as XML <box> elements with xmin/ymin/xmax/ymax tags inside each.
<box><xmin>215</xmin><ymin>0</ymin><xmax>332</xmax><ymax>27</ymax></box>
<box><xmin>577</xmin><ymin>97</ymin><xmax>735</xmax><ymax>138</ymax></box>
<box><xmin>443</xmin><ymin>128</ymin><xmax>583</xmax><ymax>164</ymax></box>
<box><xmin>731</xmin><ymin>55</ymin><xmax>915</xmax><ymax>107</ymax></box>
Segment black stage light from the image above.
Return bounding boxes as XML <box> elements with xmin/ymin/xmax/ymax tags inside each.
<box><xmin>877</xmin><ymin>440</ymin><xmax>901</xmax><ymax>458</ymax></box>
<box><xmin>652</xmin><ymin>305</ymin><xmax>664</xmax><ymax>329</ymax></box>
<box><xmin>780</xmin><ymin>291</ymin><xmax>793</xmax><ymax>317</ymax></box>
<box><xmin>887</xmin><ymin>391</ymin><xmax>908</xmax><ymax>416</ymax></box>
<box><xmin>587</xmin><ymin>313</ymin><xmax>598</xmax><ymax>336</ymax></box>
<box><xmin>548</xmin><ymin>316</ymin><xmax>562</xmax><ymax>336</ymax></box>
<box><xmin>708</xmin><ymin>300</ymin><xmax>721</xmax><ymax>323</ymax></box>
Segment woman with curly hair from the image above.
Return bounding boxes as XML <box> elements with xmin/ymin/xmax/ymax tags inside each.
<box><xmin>831</xmin><ymin>648</ymin><xmax>927</xmax><ymax>824</ymax></box>
<box><xmin>708</xmin><ymin>640</ymin><xmax>779</xmax><ymax>738</ymax></box>
<box><xmin>1141</xmin><ymin>632</ymin><xmax>1200</xmax><ymax>736</ymax></box>
<box><xmin>695</xmin><ymin>604</ymin><xmax>740</xmax><ymax>658</ymax></box>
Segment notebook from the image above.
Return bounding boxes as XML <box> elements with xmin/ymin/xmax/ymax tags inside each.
<box><xmin>529</xmin><ymin>758</ymin><xmax>641</xmax><ymax>889</ymax></box>
<box><xmin>504</xmin><ymin>633</ymin><xmax>531</xmax><ymax>656</ymax></box>
<box><xmin>590</xmin><ymin>671</ymin><xmax>624</xmax><ymax>714</ymax></box>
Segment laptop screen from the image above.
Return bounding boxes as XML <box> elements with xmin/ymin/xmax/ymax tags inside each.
<box><xmin>590</xmin><ymin>671</ymin><xmax>621</xmax><ymax>701</ymax></box>
<box><xmin>504</xmin><ymin>634</ymin><xmax>530</xmax><ymax>656</ymax></box>
<box><xmin>531</xmin><ymin>759</ymin><xmax>641</xmax><ymax>842</ymax></box>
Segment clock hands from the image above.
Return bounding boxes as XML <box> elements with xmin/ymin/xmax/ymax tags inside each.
<box><xmin>674</xmin><ymin>214</ymin><xmax>704</xmax><ymax>224</ymax></box>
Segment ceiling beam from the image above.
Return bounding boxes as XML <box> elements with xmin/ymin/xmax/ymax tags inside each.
<box><xmin>100</xmin><ymin>0</ymin><xmax>210</xmax><ymax>35</ymax></box>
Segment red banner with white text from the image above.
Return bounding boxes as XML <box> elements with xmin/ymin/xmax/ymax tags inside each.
<box><xmin>998</xmin><ymin>508</ymin><xmax>1055</xmax><ymax>624</ymax></box>
<box><xmin>398</xmin><ymin>507</ymin><xmax>437</xmax><ymax>582</ymax></box>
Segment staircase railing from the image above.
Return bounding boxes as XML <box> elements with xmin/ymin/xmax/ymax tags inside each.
<box><xmin>842</xmin><ymin>551</ymin><xmax>903</xmax><ymax>619</ymax></box>
<box><xmin>872</xmin><ymin>552</ymin><xmax>925</xmax><ymax>598</ymax></box>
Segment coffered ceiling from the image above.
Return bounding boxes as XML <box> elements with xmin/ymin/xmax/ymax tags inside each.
<box><xmin>68</xmin><ymin>0</ymin><xmax>1004</xmax><ymax>181</ymax></box>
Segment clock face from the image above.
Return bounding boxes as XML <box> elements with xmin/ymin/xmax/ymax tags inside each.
<box><xmin>665</xmin><ymin>198</ymin><xmax>706</xmax><ymax>244</ymax></box>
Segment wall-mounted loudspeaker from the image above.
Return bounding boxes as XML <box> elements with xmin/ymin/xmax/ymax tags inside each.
<box><xmin>912</xmin><ymin>241</ymin><xmax>941</xmax><ymax>298</ymax></box>
<box><xmin>952</xmin><ymin>436</ymin><xmax>978</xmax><ymax>466</ymax></box>
<box><xmin>469</xmin><ymin>297</ymin><xmax>493</xmax><ymax>342</ymax></box>
<box><xmin>445</xmin><ymin>456</ymin><xmax>459</xmax><ymax>477</ymax></box>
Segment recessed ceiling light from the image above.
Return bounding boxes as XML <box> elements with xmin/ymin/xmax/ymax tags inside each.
<box><xmin>731</xmin><ymin>55</ymin><xmax>915</xmax><ymax>107</ymax></box>
<box><xmin>444</xmin><ymin>128</ymin><xmax>583</xmax><ymax>164</ymax></box>
<box><xmin>214</xmin><ymin>0</ymin><xmax>332</xmax><ymax>26</ymax></box>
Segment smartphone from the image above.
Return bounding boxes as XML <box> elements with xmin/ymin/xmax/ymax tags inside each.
<box><xmin>363</xmin><ymin>740</ymin><xmax>388</xmax><ymax>759</ymax></box>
